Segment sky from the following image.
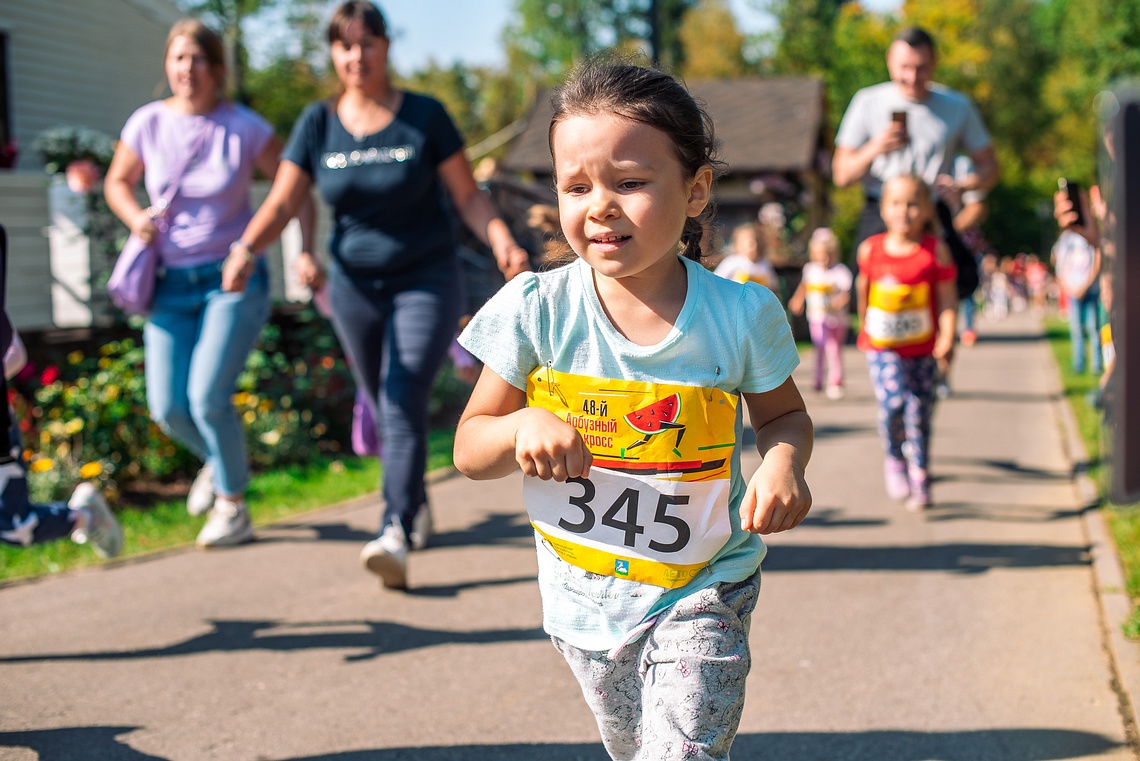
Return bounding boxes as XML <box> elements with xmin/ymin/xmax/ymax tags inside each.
<box><xmin>265</xmin><ymin>0</ymin><xmax>904</xmax><ymax>73</ymax></box>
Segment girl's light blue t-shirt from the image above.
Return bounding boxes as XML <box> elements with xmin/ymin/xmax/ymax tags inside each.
<box><xmin>459</xmin><ymin>256</ymin><xmax>799</xmax><ymax>651</ymax></box>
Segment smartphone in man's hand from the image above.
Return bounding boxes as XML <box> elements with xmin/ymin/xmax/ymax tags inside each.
<box><xmin>1059</xmin><ymin>178</ymin><xmax>1086</xmax><ymax>229</ymax></box>
<box><xmin>891</xmin><ymin>110</ymin><xmax>908</xmax><ymax>140</ymax></box>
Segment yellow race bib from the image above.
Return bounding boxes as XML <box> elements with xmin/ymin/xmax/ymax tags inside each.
<box><xmin>524</xmin><ymin>367</ymin><xmax>738</xmax><ymax>588</ymax></box>
<box><xmin>863</xmin><ymin>281</ymin><xmax>933</xmax><ymax>349</ymax></box>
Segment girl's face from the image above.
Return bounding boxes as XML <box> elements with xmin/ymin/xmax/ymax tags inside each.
<box><xmin>880</xmin><ymin>178</ymin><xmax>930</xmax><ymax>238</ymax></box>
<box><xmin>165</xmin><ymin>35</ymin><xmax>220</xmax><ymax>106</ymax></box>
<box><xmin>733</xmin><ymin>227</ymin><xmax>762</xmax><ymax>261</ymax></box>
<box><xmin>809</xmin><ymin>241</ymin><xmax>834</xmax><ymax>266</ymax></box>
<box><xmin>330</xmin><ymin>20</ymin><xmax>389</xmax><ymax>91</ymax></box>
<box><xmin>552</xmin><ymin>112</ymin><xmax>710</xmax><ymax>285</ymax></box>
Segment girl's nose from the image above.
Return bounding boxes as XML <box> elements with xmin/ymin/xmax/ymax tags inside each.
<box><xmin>587</xmin><ymin>189</ymin><xmax>618</xmax><ymax>220</ymax></box>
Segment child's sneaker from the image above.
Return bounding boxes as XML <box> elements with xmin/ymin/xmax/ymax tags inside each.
<box><xmin>360</xmin><ymin>522</ymin><xmax>408</xmax><ymax>589</ymax></box>
<box><xmin>69</xmin><ymin>482</ymin><xmax>123</xmax><ymax>558</ymax></box>
<box><xmin>825</xmin><ymin>384</ymin><xmax>845</xmax><ymax>400</ymax></box>
<box><xmin>409</xmin><ymin>503</ymin><xmax>433</xmax><ymax>551</ymax></box>
<box><xmin>196</xmin><ymin>497</ymin><xmax>254</xmax><ymax>548</ymax></box>
<box><xmin>883</xmin><ymin>457</ymin><xmax>910</xmax><ymax>501</ymax></box>
<box><xmin>961</xmin><ymin>329</ymin><xmax>977</xmax><ymax>346</ymax></box>
<box><xmin>906</xmin><ymin>467</ymin><xmax>931</xmax><ymax>512</ymax></box>
<box><xmin>186</xmin><ymin>464</ymin><xmax>215</xmax><ymax>517</ymax></box>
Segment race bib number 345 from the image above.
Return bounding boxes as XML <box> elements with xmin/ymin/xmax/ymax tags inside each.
<box><xmin>524</xmin><ymin>368</ymin><xmax>737</xmax><ymax>588</ymax></box>
<box><xmin>526</xmin><ymin>468</ymin><xmax>730</xmax><ymax>588</ymax></box>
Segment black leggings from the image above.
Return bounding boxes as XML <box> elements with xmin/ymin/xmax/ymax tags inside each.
<box><xmin>327</xmin><ymin>260</ymin><xmax>463</xmax><ymax>536</ymax></box>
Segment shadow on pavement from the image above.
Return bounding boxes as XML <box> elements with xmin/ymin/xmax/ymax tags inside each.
<box><xmin>264</xmin><ymin>512</ymin><xmax>535</xmax><ymax>549</ymax></box>
<box><xmin>971</xmin><ymin>331</ymin><xmax>1047</xmax><ymax>343</ymax></box>
<box><xmin>0</xmin><ymin>618</ymin><xmax>547</xmax><ymax>665</ymax></box>
<box><xmin>924</xmin><ymin>504</ymin><xmax>1089</xmax><ymax>523</ymax></box>
<box><xmin>935</xmin><ymin>457</ymin><xmax>1071</xmax><ymax>481</ymax></box>
<box><xmin>0</xmin><ymin>726</ymin><xmax>167</xmax><ymax>760</ymax></box>
<box><xmin>266</xmin><ymin>727</ymin><xmax>1122</xmax><ymax>761</ymax></box>
<box><xmin>940</xmin><ymin>390</ymin><xmax>1060</xmax><ymax>404</ymax></box>
<box><xmin>762</xmin><ymin>542</ymin><xmax>1089</xmax><ymax>574</ymax></box>
<box><xmin>798</xmin><ymin>507</ymin><xmax>888</xmax><ymax>529</ymax></box>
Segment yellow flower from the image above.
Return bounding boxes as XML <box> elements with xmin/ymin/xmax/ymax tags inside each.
<box><xmin>65</xmin><ymin>419</ymin><xmax>84</xmax><ymax>435</ymax></box>
<box><xmin>260</xmin><ymin>430</ymin><xmax>281</xmax><ymax>446</ymax></box>
<box><xmin>29</xmin><ymin>458</ymin><xmax>54</xmax><ymax>473</ymax></box>
<box><xmin>68</xmin><ymin>351</ymin><xmax>83</xmax><ymax>364</ymax></box>
<box><xmin>79</xmin><ymin>462</ymin><xmax>103</xmax><ymax>479</ymax></box>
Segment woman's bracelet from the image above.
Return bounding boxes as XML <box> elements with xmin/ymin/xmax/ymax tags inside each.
<box><xmin>227</xmin><ymin>239</ymin><xmax>258</xmax><ymax>266</ymax></box>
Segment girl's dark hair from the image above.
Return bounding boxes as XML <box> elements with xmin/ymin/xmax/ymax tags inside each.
<box><xmin>548</xmin><ymin>56</ymin><xmax>724</xmax><ymax>261</ymax></box>
<box><xmin>327</xmin><ymin>0</ymin><xmax>388</xmax><ymax>44</ymax></box>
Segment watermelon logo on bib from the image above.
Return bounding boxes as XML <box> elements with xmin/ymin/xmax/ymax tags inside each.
<box><xmin>624</xmin><ymin>393</ymin><xmax>685</xmax><ymax>449</ymax></box>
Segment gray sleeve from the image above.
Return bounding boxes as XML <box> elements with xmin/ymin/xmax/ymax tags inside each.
<box><xmin>960</xmin><ymin>98</ymin><xmax>992</xmax><ymax>154</ymax></box>
<box><xmin>458</xmin><ymin>273</ymin><xmax>542</xmax><ymax>391</ymax></box>
<box><xmin>835</xmin><ymin>89</ymin><xmax>872</xmax><ymax>150</ymax></box>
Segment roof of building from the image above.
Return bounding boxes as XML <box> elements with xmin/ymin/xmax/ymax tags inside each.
<box><xmin>502</xmin><ymin>76</ymin><xmax>826</xmax><ymax>176</ymax></box>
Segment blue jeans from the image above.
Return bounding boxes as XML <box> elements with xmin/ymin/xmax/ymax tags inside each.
<box><xmin>326</xmin><ymin>260</ymin><xmax>462</xmax><ymax>537</ymax></box>
<box><xmin>144</xmin><ymin>258</ymin><xmax>269</xmax><ymax>496</ymax></box>
<box><xmin>1068</xmin><ymin>289</ymin><xmax>1102</xmax><ymax>374</ymax></box>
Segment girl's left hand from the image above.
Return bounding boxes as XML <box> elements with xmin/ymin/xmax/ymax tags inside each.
<box><xmin>222</xmin><ymin>255</ymin><xmax>255</xmax><ymax>293</ymax></box>
<box><xmin>740</xmin><ymin>455</ymin><xmax>811</xmax><ymax>534</ymax></box>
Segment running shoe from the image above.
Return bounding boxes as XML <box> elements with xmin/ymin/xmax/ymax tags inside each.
<box><xmin>69</xmin><ymin>482</ymin><xmax>123</xmax><ymax>558</ymax></box>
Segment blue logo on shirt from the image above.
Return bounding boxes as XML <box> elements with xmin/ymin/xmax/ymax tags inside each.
<box><xmin>614</xmin><ymin>559</ymin><xmax>630</xmax><ymax>577</ymax></box>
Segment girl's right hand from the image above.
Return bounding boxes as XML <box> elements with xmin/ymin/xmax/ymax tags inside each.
<box><xmin>514</xmin><ymin>407</ymin><xmax>592</xmax><ymax>481</ymax></box>
<box><xmin>130</xmin><ymin>208</ymin><xmax>159</xmax><ymax>244</ymax></box>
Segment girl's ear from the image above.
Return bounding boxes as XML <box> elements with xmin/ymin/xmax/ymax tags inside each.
<box><xmin>686</xmin><ymin>165</ymin><xmax>713</xmax><ymax>217</ymax></box>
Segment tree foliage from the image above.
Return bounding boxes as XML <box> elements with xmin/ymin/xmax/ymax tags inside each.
<box><xmin>678</xmin><ymin>0</ymin><xmax>749</xmax><ymax>80</ymax></box>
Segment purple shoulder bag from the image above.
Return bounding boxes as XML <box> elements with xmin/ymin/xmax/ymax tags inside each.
<box><xmin>107</xmin><ymin>125</ymin><xmax>214</xmax><ymax>316</ymax></box>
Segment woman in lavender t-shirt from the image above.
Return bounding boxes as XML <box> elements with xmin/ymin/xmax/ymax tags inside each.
<box><xmin>104</xmin><ymin>19</ymin><xmax>313</xmax><ymax>549</ymax></box>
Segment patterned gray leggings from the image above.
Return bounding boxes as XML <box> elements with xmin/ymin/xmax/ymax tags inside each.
<box><xmin>552</xmin><ymin>570</ymin><xmax>761</xmax><ymax>760</ymax></box>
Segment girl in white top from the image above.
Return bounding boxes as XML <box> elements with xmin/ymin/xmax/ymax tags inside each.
<box><xmin>789</xmin><ymin>228</ymin><xmax>853</xmax><ymax>398</ymax></box>
<box><xmin>713</xmin><ymin>222</ymin><xmax>777</xmax><ymax>291</ymax></box>
<box><xmin>454</xmin><ymin>60</ymin><xmax>813</xmax><ymax>760</ymax></box>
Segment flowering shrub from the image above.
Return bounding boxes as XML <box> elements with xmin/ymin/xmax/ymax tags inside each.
<box><xmin>32</xmin><ymin>125</ymin><xmax>115</xmax><ymax>175</ymax></box>
<box><xmin>10</xmin><ymin>306</ymin><xmax>473</xmax><ymax>505</ymax></box>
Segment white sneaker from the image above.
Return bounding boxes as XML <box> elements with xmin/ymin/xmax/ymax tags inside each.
<box><xmin>196</xmin><ymin>497</ymin><xmax>254</xmax><ymax>548</ymax></box>
<box><xmin>186</xmin><ymin>464</ymin><xmax>215</xmax><ymax>517</ymax></box>
<box><xmin>360</xmin><ymin>522</ymin><xmax>408</xmax><ymax>589</ymax></box>
<box><xmin>69</xmin><ymin>482</ymin><xmax>123</xmax><ymax>558</ymax></box>
<box><xmin>409</xmin><ymin>503</ymin><xmax>433</xmax><ymax>551</ymax></box>
<box><xmin>825</xmin><ymin>384</ymin><xmax>845</xmax><ymax>401</ymax></box>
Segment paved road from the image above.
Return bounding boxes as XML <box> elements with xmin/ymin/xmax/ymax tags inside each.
<box><xmin>0</xmin><ymin>309</ymin><xmax>1135</xmax><ymax>760</ymax></box>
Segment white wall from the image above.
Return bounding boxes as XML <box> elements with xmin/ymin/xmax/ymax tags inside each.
<box><xmin>0</xmin><ymin>0</ymin><xmax>182</xmax><ymax>172</ymax></box>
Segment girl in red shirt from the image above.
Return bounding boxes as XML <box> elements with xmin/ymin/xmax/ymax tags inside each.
<box><xmin>856</xmin><ymin>175</ymin><xmax>958</xmax><ymax>510</ymax></box>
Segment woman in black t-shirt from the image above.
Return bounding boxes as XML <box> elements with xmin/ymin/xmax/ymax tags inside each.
<box><xmin>231</xmin><ymin>0</ymin><xmax>530</xmax><ymax>590</ymax></box>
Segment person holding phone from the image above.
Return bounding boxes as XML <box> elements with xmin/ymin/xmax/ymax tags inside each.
<box><xmin>832</xmin><ymin>27</ymin><xmax>1000</xmax><ymax>255</ymax></box>
<box><xmin>1052</xmin><ymin>181</ymin><xmax>1103</xmax><ymax>375</ymax></box>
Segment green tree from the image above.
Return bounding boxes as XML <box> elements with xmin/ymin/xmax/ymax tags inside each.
<box><xmin>769</xmin><ymin>0</ymin><xmax>853</xmax><ymax>77</ymax></box>
<box><xmin>179</xmin><ymin>0</ymin><xmax>277</xmax><ymax>104</ymax></box>
<box><xmin>502</xmin><ymin>0</ymin><xmax>697</xmax><ymax>83</ymax></box>
<box><xmin>677</xmin><ymin>0</ymin><xmax>749</xmax><ymax>79</ymax></box>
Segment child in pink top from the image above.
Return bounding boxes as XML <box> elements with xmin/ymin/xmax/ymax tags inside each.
<box><xmin>789</xmin><ymin>228</ymin><xmax>852</xmax><ymax>399</ymax></box>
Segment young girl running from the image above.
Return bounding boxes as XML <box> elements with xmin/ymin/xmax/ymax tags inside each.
<box><xmin>789</xmin><ymin>227</ymin><xmax>852</xmax><ymax>399</ymax></box>
<box><xmin>856</xmin><ymin>174</ymin><xmax>957</xmax><ymax>511</ymax></box>
<box><xmin>454</xmin><ymin>60</ymin><xmax>813</xmax><ymax>760</ymax></box>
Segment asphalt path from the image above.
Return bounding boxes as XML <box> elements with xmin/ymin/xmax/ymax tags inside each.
<box><xmin>0</xmin><ymin>308</ymin><xmax>1135</xmax><ymax>760</ymax></box>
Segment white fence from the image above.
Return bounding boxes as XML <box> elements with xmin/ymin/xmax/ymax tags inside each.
<box><xmin>0</xmin><ymin>173</ymin><xmax>322</xmax><ymax>331</ymax></box>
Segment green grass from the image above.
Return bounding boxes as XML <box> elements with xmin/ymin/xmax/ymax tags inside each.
<box><xmin>0</xmin><ymin>429</ymin><xmax>456</xmax><ymax>584</ymax></box>
<box><xmin>1043</xmin><ymin>318</ymin><xmax>1140</xmax><ymax>636</ymax></box>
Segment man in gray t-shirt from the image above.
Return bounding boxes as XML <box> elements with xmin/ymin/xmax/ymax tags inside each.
<box><xmin>833</xmin><ymin>26</ymin><xmax>1000</xmax><ymax>249</ymax></box>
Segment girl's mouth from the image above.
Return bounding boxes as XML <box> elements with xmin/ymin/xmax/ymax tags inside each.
<box><xmin>590</xmin><ymin>234</ymin><xmax>630</xmax><ymax>247</ymax></box>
